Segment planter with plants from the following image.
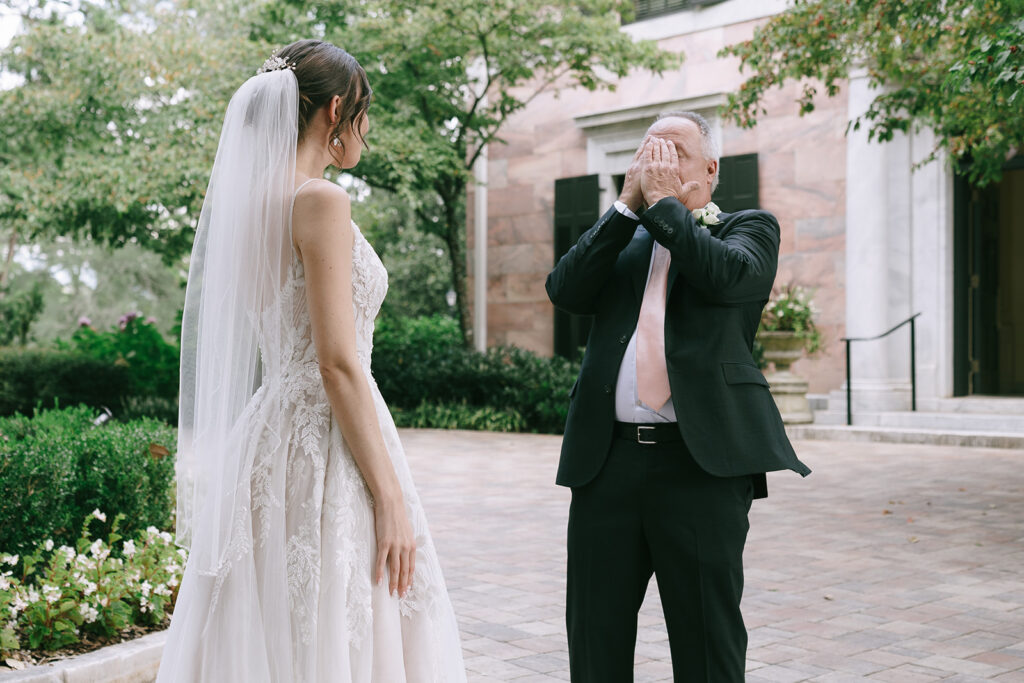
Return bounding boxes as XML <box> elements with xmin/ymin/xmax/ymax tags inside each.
<box><xmin>757</xmin><ymin>285</ymin><xmax>821</xmax><ymax>424</ymax></box>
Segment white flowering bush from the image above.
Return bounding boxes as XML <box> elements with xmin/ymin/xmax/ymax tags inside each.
<box><xmin>760</xmin><ymin>284</ymin><xmax>822</xmax><ymax>354</ymax></box>
<box><xmin>0</xmin><ymin>510</ymin><xmax>185</xmax><ymax>656</ymax></box>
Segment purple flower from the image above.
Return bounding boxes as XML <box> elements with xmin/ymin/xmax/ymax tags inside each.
<box><xmin>78</xmin><ymin>316</ymin><xmax>92</xmax><ymax>327</ymax></box>
<box><xmin>145</xmin><ymin>316</ymin><xmax>157</xmax><ymax>325</ymax></box>
<box><xmin>118</xmin><ymin>311</ymin><xmax>141</xmax><ymax>330</ymax></box>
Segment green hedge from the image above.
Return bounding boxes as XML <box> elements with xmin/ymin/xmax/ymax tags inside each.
<box><xmin>0</xmin><ymin>349</ymin><xmax>133</xmax><ymax>418</ymax></box>
<box><xmin>0</xmin><ymin>406</ymin><xmax>177</xmax><ymax>556</ymax></box>
<box><xmin>373</xmin><ymin>315</ymin><xmax>578</xmax><ymax>434</ymax></box>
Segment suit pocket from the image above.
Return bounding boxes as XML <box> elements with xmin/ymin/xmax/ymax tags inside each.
<box><xmin>568</xmin><ymin>377</ymin><xmax>580</xmax><ymax>399</ymax></box>
<box><xmin>721</xmin><ymin>362</ymin><xmax>770</xmax><ymax>387</ymax></box>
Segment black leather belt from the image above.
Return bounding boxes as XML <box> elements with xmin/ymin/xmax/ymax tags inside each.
<box><xmin>614</xmin><ymin>421</ymin><xmax>682</xmax><ymax>445</ymax></box>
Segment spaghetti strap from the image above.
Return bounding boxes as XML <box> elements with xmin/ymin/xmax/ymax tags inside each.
<box><xmin>289</xmin><ymin>178</ymin><xmax>321</xmax><ymax>249</ymax></box>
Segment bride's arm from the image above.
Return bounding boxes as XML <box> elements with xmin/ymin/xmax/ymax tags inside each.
<box><xmin>292</xmin><ymin>179</ymin><xmax>415</xmax><ymax>598</ymax></box>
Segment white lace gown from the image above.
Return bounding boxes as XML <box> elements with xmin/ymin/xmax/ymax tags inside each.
<box><xmin>156</xmin><ymin>222</ymin><xmax>467</xmax><ymax>682</ymax></box>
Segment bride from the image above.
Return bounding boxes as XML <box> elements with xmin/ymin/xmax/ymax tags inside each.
<box><xmin>156</xmin><ymin>39</ymin><xmax>466</xmax><ymax>682</ymax></box>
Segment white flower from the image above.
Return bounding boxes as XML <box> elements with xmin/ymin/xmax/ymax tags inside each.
<box><xmin>81</xmin><ymin>580</ymin><xmax>98</xmax><ymax>596</ymax></box>
<box><xmin>43</xmin><ymin>539</ymin><xmax>54</xmax><ymax>552</ymax></box>
<box><xmin>140</xmin><ymin>581</ymin><xmax>152</xmax><ymax>597</ymax></box>
<box><xmin>91</xmin><ymin>509</ymin><xmax>107</xmax><ymax>523</ymax></box>
<box><xmin>0</xmin><ymin>575</ymin><xmax>9</xmax><ymax>591</ymax></box>
<box><xmin>146</xmin><ymin>526</ymin><xmax>160</xmax><ymax>536</ymax></box>
<box><xmin>42</xmin><ymin>585</ymin><xmax>61</xmax><ymax>604</ymax></box>
<box><xmin>692</xmin><ymin>201</ymin><xmax>723</xmax><ymax>227</ymax></box>
<box><xmin>98</xmin><ymin>596</ymin><xmax>109</xmax><ymax>607</ymax></box>
<box><xmin>78</xmin><ymin>603</ymin><xmax>99</xmax><ymax>623</ymax></box>
<box><xmin>153</xmin><ymin>583</ymin><xmax>172</xmax><ymax>597</ymax></box>
<box><xmin>159</xmin><ymin>531</ymin><xmax>173</xmax><ymax>545</ymax></box>
<box><xmin>177</xmin><ymin>549</ymin><xmax>188</xmax><ymax>560</ymax></box>
<box><xmin>26</xmin><ymin>589</ymin><xmax>40</xmax><ymax>604</ymax></box>
<box><xmin>123</xmin><ymin>540</ymin><xmax>136</xmax><ymax>558</ymax></box>
<box><xmin>1</xmin><ymin>554</ymin><xmax>18</xmax><ymax>566</ymax></box>
<box><xmin>59</xmin><ymin>546</ymin><xmax>76</xmax><ymax>563</ymax></box>
<box><xmin>5</xmin><ymin>619</ymin><xmax>15</xmax><ymax>631</ymax></box>
<box><xmin>10</xmin><ymin>594</ymin><xmax>27</xmax><ymax>613</ymax></box>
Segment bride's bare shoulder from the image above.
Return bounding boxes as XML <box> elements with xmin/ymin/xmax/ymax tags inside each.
<box><xmin>292</xmin><ymin>179</ymin><xmax>352</xmax><ymax>260</ymax></box>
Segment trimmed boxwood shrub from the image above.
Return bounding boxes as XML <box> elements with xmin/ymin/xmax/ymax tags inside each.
<box><xmin>0</xmin><ymin>349</ymin><xmax>133</xmax><ymax>418</ymax></box>
<box><xmin>0</xmin><ymin>407</ymin><xmax>177</xmax><ymax>556</ymax></box>
<box><xmin>373</xmin><ymin>315</ymin><xmax>578</xmax><ymax>434</ymax></box>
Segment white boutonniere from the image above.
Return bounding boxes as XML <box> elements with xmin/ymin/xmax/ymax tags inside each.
<box><xmin>692</xmin><ymin>201</ymin><xmax>722</xmax><ymax>228</ymax></box>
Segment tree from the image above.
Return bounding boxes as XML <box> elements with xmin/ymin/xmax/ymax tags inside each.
<box><xmin>0</xmin><ymin>0</ymin><xmax>270</xmax><ymax>270</ymax></box>
<box><xmin>253</xmin><ymin>0</ymin><xmax>679</xmax><ymax>346</ymax></box>
<box><xmin>719</xmin><ymin>0</ymin><xmax>1024</xmax><ymax>186</ymax></box>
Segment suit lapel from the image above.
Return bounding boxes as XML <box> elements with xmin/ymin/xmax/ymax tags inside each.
<box><xmin>622</xmin><ymin>227</ymin><xmax>654</xmax><ymax>304</ymax></box>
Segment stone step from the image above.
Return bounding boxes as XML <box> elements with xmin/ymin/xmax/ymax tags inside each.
<box><xmin>813</xmin><ymin>410</ymin><xmax>1024</xmax><ymax>433</ymax></box>
<box><xmin>786</xmin><ymin>424</ymin><xmax>1024</xmax><ymax>450</ymax></box>
<box><xmin>825</xmin><ymin>391</ymin><xmax>1024</xmax><ymax>415</ymax></box>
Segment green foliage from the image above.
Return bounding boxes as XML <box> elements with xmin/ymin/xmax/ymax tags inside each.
<box><xmin>253</xmin><ymin>0</ymin><xmax>680</xmax><ymax>344</ymax></box>
<box><xmin>0</xmin><ymin>281</ymin><xmax>44</xmax><ymax>346</ymax></box>
<box><xmin>0</xmin><ymin>0</ymin><xmax>271</xmax><ymax>262</ymax></box>
<box><xmin>760</xmin><ymin>284</ymin><xmax>822</xmax><ymax>354</ymax></box>
<box><xmin>0</xmin><ymin>514</ymin><xmax>185</xmax><ymax>657</ymax></box>
<box><xmin>719</xmin><ymin>0</ymin><xmax>1024</xmax><ymax>186</ymax></box>
<box><xmin>373</xmin><ymin>315</ymin><xmax>578</xmax><ymax>433</ymax></box>
<box><xmin>0</xmin><ymin>407</ymin><xmax>177</xmax><ymax>557</ymax></box>
<box><xmin>0</xmin><ymin>349</ymin><xmax>132</xmax><ymax>418</ymax></box>
<box><xmin>355</xmin><ymin>191</ymin><xmax>457</xmax><ymax>319</ymax></box>
<box><xmin>7</xmin><ymin>239</ymin><xmax>186</xmax><ymax>345</ymax></box>
<box><xmin>392</xmin><ymin>401</ymin><xmax>526</xmax><ymax>432</ymax></box>
<box><xmin>58</xmin><ymin>315</ymin><xmax>180</xmax><ymax>402</ymax></box>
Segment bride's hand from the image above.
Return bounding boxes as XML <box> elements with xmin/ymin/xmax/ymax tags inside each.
<box><xmin>375</xmin><ymin>495</ymin><xmax>416</xmax><ymax>598</ymax></box>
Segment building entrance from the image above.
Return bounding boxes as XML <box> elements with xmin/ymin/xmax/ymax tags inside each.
<box><xmin>954</xmin><ymin>159</ymin><xmax>1024</xmax><ymax>396</ymax></box>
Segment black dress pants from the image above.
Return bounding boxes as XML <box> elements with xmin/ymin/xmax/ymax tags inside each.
<box><xmin>566</xmin><ymin>434</ymin><xmax>754</xmax><ymax>682</ymax></box>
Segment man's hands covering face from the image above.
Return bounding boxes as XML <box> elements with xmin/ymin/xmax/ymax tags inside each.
<box><xmin>617</xmin><ymin>135</ymin><xmax>650</xmax><ymax>213</ymax></box>
<box><xmin>640</xmin><ymin>137</ymin><xmax>700</xmax><ymax>208</ymax></box>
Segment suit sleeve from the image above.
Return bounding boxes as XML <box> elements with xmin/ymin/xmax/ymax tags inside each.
<box><xmin>545</xmin><ymin>206</ymin><xmax>639</xmax><ymax>315</ymax></box>
<box><xmin>642</xmin><ymin>197</ymin><xmax>779</xmax><ymax>304</ymax></box>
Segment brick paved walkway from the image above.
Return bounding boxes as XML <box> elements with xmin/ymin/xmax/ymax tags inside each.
<box><xmin>401</xmin><ymin>429</ymin><xmax>1024</xmax><ymax>682</ymax></box>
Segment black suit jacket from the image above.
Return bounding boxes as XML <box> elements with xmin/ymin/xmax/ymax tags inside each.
<box><xmin>546</xmin><ymin>197</ymin><xmax>811</xmax><ymax>495</ymax></box>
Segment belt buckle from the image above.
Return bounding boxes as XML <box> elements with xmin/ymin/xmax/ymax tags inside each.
<box><xmin>637</xmin><ymin>425</ymin><xmax>656</xmax><ymax>445</ymax></box>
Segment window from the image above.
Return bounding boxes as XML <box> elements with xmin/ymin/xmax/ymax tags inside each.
<box><xmin>712</xmin><ymin>153</ymin><xmax>760</xmax><ymax>213</ymax></box>
<box><xmin>552</xmin><ymin>175</ymin><xmax>600</xmax><ymax>359</ymax></box>
<box><xmin>631</xmin><ymin>0</ymin><xmax>728</xmax><ymax>23</ymax></box>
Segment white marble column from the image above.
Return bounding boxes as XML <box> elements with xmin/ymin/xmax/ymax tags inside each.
<box><xmin>909</xmin><ymin>128</ymin><xmax>956</xmax><ymax>401</ymax></box>
<box><xmin>844</xmin><ymin>69</ymin><xmax>915</xmax><ymax>411</ymax></box>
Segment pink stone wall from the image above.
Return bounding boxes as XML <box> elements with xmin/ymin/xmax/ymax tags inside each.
<box><xmin>469</xmin><ymin>16</ymin><xmax>848</xmax><ymax>394</ymax></box>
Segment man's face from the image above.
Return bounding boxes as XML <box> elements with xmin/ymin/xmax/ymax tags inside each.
<box><xmin>646</xmin><ymin>118</ymin><xmax>717</xmax><ymax>208</ymax></box>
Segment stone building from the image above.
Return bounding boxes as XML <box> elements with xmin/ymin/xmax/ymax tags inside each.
<box><xmin>466</xmin><ymin>0</ymin><xmax>1024</xmax><ymax>420</ymax></box>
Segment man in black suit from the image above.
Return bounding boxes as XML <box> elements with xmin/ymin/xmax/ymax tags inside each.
<box><xmin>546</xmin><ymin>111</ymin><xmax>811</xmax><ymax>681</ymax></box>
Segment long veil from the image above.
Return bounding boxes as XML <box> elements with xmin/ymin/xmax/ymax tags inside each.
<box><xmin>176</xmin><ymin>67</ymin><xmax>298</xmax><ymax>573</ymax></box>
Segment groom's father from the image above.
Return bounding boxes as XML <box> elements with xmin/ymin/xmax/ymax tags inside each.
<box><xmin>546</xmin><ymin>111</ymin><xmax>811</xmax><ymax>681</ymax></box>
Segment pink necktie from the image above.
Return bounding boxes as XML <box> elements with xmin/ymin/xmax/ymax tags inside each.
<box><xmin>636</xmin><ymin>244</ymin><xmax>672</xmax><ymax>411</ymax></box>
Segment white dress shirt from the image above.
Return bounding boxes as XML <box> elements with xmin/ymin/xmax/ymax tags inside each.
<box><xmin>611</xmin><ymin>201</ymin><xmax>678</xmax><ymax>424</ymax></box>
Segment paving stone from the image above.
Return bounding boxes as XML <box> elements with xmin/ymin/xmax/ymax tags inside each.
<box><xmin>5</xmin><ymin>432</ymin><xmax>1023</xmax><ymax>682</ymax></box>
<box><xmin>401</xmin><ymin>431</ymin><xmax>1024</xmax><ymax>681</ymax></box>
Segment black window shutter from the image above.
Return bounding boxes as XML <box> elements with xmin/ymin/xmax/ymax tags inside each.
<box><xmin>712</xmin><ymin>153</ymin><xmax>759</xmax><ymax>213</ymax></box>
<box><xmin>553</xmin><ymin>174</ymin><xmax>600</xmax><ymax>359</ymax></box>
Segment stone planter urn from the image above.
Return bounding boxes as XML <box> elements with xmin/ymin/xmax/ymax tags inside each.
<box><xmin>758</xmin><ymin>330</ymin><xmax>813</xmax><ymax>424</ymax></box>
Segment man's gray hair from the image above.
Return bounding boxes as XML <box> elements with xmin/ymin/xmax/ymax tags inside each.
<box><xmin>655</xmin><ymin>110</ymin><xmax>721</xmax><ymax>192</ymax></box>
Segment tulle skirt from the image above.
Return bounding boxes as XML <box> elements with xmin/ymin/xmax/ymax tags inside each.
<box><xmin>156</xmin><ymin>368</ymin><xmax>466</xmax><ymax>682</ymax></box>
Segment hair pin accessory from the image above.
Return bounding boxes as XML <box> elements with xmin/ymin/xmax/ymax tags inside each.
<box><xmin>257</xmin><ymin>55</ymin><xmax>296</xmax><ymax>74</ymax></box>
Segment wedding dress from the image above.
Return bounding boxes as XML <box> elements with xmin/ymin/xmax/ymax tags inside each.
<box><xmin>156</xmin><ymin>189</ymin><xmax>467</xmax><ymax>681</ymax></box>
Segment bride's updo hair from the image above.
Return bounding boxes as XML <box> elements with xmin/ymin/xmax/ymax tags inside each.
<box><xmin>274</xmin><ymin>39</ymin><xmax>372</xmax><ymax>159</ymax></box>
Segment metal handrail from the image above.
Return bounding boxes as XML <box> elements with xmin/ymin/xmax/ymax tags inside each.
<box><xmin>841</xmin><ymin>312</ymin><xmax>922</xmax><ymax>426</ymax></box>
